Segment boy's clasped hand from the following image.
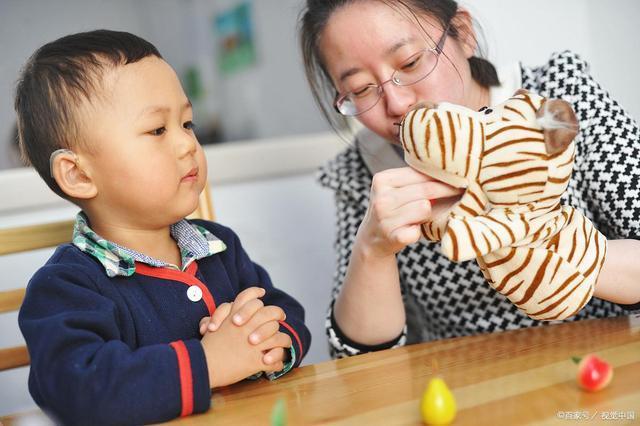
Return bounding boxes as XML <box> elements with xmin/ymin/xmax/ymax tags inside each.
<box><xmin>199</xmin><ymin>287</ymin><xmax>292</xmax><ymax>387</ymax></box>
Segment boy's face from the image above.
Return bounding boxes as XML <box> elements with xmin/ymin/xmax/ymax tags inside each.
<box><xmin>81</xmin><ymin>56</ymin><xmax>207</xmax><ymax>228</ymax></box>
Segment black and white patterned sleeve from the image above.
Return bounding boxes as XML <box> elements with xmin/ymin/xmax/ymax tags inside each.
<box><xmin>534</xmin><ymin>51</ymin><xmax>640</xmax><ymax>239</ymax></box>
<box><xmin>318</xmin><ymin>146</ymin><xmax>407</xmax><ymax>358</ymax></box>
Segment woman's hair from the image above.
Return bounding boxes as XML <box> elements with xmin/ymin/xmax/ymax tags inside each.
<box><xmin>299</xmin><ymin>0</ymin><xmax>499</xmax><ymax>133</ymax></box>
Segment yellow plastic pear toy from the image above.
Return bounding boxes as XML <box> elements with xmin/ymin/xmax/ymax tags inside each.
<box><xmin>420</xmin><ymin>376</ymin><xmax>457</xmax><ymax>425</ymax></box>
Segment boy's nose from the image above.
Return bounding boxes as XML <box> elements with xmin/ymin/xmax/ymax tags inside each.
<box><xmin>176</xmin><ymin>130</ymin><xmax>198</xmax><ymax>159</ymax></box>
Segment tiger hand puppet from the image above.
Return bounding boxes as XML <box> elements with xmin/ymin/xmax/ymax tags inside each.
<box><xmin>399</xmin><ymin>90</ymin><xmax>606</xmax><ymax>321</ymax></box>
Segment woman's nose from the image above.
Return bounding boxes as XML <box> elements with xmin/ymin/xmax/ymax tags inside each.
<box><xmin>383</xmin><ymin>84</ymin><xmax>417</xmax><ymax>117</ymax></box>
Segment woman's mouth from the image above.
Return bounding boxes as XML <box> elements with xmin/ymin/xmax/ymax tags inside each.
<box><xmin>393</xmin><ymin>122</ymin><xmax>402</xmax><ymax>140</ymax></box>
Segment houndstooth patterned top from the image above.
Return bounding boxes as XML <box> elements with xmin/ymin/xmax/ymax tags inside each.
<box><xmin>318</xmin><ymin>51</ymin><xmax>640</xmax><ymax>359</ymax></box>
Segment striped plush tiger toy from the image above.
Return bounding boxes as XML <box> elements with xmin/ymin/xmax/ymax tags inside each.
<box><xmin>399</xmin><ymin>90</ymin><xmax>606</xmax><ymax>321</ymax></box>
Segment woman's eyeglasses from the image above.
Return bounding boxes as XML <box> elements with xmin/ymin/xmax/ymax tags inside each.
<box><xmin>334</xmin><ymin>25</ymin><xmax>449</xmax><ymax>117</ymax></box>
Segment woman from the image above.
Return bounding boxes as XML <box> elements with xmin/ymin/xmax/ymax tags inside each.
<box><xmin>299</xmin><ymin>0</ymin><xmax>640</xmax><ymax>358</ymax></box>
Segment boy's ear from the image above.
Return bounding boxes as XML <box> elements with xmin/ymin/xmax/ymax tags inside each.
<box><xmin>452</xmin><ymin>9</ymin><xmax>477</xmax><ymax>59</ymax></box>
<box><xmin>51</xmin><ymin>151</ymin><xmax>98</xmax><ymax>200</ymax></box>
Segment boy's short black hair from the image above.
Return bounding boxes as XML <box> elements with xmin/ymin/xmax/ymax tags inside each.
<box><xmin>14</xmin><ymin>29</ymin><xmax>162</xmax><ymax>199</ymax></box>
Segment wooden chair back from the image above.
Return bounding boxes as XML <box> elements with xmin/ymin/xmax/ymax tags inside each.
<box><xmin>0</xmin><ymin>183</ymin><xmax>214</xmax><ymax>371</ymax></box>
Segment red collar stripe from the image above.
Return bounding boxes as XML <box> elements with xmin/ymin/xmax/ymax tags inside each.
<box><xmin>135</xmin><ymin>262</ymin><xmax>216</xmax><ymax>315</ymax></box>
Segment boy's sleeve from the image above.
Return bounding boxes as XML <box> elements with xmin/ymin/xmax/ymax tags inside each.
<box><xmin>18</xmin><ymin>264</ymin><xmax>211</xmax><ymax>426</ymax></box>
<box><xmin>222</xmin><ymin>226</ymin><xmax>311</xmax><ymax>376</ymax></box>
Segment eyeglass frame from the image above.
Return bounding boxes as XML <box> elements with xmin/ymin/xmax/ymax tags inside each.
<box><xmin>333</xmin><ymin>24</ymin><xmax>450</xmax><ymax>117</ymax></box>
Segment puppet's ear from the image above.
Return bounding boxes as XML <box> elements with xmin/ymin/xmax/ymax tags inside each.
<box><xmin>536</xmin><ymin>99</ymin><xmax>578</xmax><ymax>155</ymax></box>
<box><xmin>514</xmin><ymin>89</ymin><xmax>529</xmax><ymax>96</ymax></box>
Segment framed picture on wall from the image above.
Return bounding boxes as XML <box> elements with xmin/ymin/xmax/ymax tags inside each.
<box><xmin>213</xmin><ymin>2</ymin><xmax>256</xmax><ymax>75</ymax></box>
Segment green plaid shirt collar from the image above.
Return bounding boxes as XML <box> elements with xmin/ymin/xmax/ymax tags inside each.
<box><xmin>72</xmin><ymin>212</ymin><xmax>226</xmax><ymax>277</ymax></box>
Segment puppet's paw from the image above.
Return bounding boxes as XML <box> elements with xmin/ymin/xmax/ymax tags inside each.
<box><xmin>440</xmin><ymin>230</ymin><xmax>457</xmax><ymax>261</ymax></box>
<box><xmin>441</xmin><ymin>218</ymin><xmax>479</xmax><ymax>262</ymax></box>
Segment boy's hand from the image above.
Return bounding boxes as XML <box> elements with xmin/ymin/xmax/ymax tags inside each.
<box><xmin>229</xmin><ymin>288</ymin><xmax>292</xmax><ymax>370</ymax></box>
<box><xmin>261</xmin><ymin>340</ymin><xmax>291</xmax><ymax>372</ymax></box>
<box><xmin>199</xmin><ymin>286</ymin><xmax>267</xmax><ymax>335</ymax></box>
<box><xmin>229</xmin><ymin>287</ymin><xmax>287</xmax><ymax>345</ymax></box>
<box><xmin>204</xmin><ymin>286</ymin><xmax>288</xmax><ymax>346</ymax></box>
<box><xmin>200</xmin><ymin>313</ymin><xmax>276</xmax><ymax>388</ymax></box>
<box><xmin>230</xmin><ymin>287</ymin><xmax>286</xmax><ymax>327</ymax></box>
<box><xmin>242</xmin><ymin>308</ymin><xmax>292</xmax><ymax>372</ymax></box>
<box><xmin>200</xmin><ymin>287</ymin><xmax>291</xmax><ymax>387</ymax></box>
<box><xmin>199</xmin><ymin>302</ymin><xmax>233</xmax><ymax>335</ymax></box>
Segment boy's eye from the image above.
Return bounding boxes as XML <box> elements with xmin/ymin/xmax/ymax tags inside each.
<box><xmin>149</xmin><ymin>127</ymin><xmax>166</xmax><ymax>136</ymax></box>
<box><xmin>183</xmin><ymin>121</ymin><xmax>196</xmax><ymax>130</ymax></box>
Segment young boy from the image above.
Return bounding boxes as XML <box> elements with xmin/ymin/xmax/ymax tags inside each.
<box><xmin>15</xmin><ymin>30</ymin><xmax>310</xmax><ymax>425</ymax></box>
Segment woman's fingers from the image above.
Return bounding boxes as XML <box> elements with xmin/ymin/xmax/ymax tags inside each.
<box><xmin>360</xmin><ymin>167</ymin><xmax>464</xmax><ymax>257</ymax></box>
<box><xmin>372</xmin><ymin>167</ymin><xmax>436</xmax><ymax>189</ymax></box>
<box><xmin>388</xmin><ymin>224</ymin><xmax>423</xmax><ymax>247</ymax></box>
<box><xmin>413</xmin><ymin>181</ymin><xmax>464</xmax><ymax>204</ymax></box>
<box><xmin>381</xmin><ymin>199</ymin><xmax>431</xmax><ymax>232</ymax></box>
<box><xmin>371</xmin><ymin>172</ymin><xmax>463</xmax><ymax>221</ymax></box>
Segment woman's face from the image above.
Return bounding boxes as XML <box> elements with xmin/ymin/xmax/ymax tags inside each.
<box><xmin>320</xmin><ymin>1</ymin><xmax>485</xmax><ymax>143</ymax></box>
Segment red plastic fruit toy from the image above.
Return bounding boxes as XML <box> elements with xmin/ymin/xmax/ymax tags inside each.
<box><xmin>571</xmin><ymin>354</ymin><xmax>613</xmax><ymax>392</ymax></box>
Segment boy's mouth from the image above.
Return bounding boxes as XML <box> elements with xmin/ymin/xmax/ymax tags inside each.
<box><xmin>181</xmin><ymin>166</ymin><xmax>199</xmax><ymax>182</ymax></box>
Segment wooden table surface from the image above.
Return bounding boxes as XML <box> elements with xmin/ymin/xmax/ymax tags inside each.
<box><xmin>3</xmin><ymin>315</ymin><xmax>639</xmax><ymax>425</ymax></box>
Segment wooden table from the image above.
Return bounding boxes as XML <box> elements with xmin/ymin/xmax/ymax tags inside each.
<box><xmin>3</xmin><ymin>315</ymin><xmax>639</xmax><ymax>425</ymax></box>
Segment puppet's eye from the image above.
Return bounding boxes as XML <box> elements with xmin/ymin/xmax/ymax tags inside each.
<box><xmin>484</xmin><ymin>108</ymin><xmax>493</xmax><ymax>115</ymax></box>
<box><xmin>478</xmin><ymin>106</ymin><xmax>487</xmax><ymax>112</ymax></box>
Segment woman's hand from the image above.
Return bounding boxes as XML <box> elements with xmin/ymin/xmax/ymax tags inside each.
<box><xmin>357</xmin><ymin>167</ymin><xmax>463</xmax><ymax>258</ymax></box>
<box><xmin>334</xmin><ymin>167</ymin><xmax>463</xmax><ymax>346</ymax></box>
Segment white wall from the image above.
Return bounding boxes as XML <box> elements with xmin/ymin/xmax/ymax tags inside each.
<box><xmin>179</xmin><ymin>0</ymin><xmax>331</xmax><ymax>141</ymax></box>
<box><xmin>0</xmin><ymin>0</ymin><xmax>150</xmax><ymax>170</ymax></box>
<box><xmin>0</xmin><ymin>0</ymin><xmax>330</xmax><ymax>170</ymax></box>
<box><xmin>213</xmin><ymin>174</ymin><xmax>336</xmax><ymax>368</ymax></box>
<box><xmin>2</xmin><ymin>0</ymin><xmax>638</xmax><ymax>170</ymax></box>
<box><xmin>462</xmin><ymin>0</ymin><xmax>640</xmax><ymax>118</ymax></box>
<box><xmin>586</xmin><ymin>1</ymin><xmax>640</xmax><ymax>119</ymax></box>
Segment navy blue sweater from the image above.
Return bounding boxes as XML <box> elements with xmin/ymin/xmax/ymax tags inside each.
<box><xmin>18</xmin><ymin>220</ymin><xmax>311</xmax><ymax>425</ymax></box>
